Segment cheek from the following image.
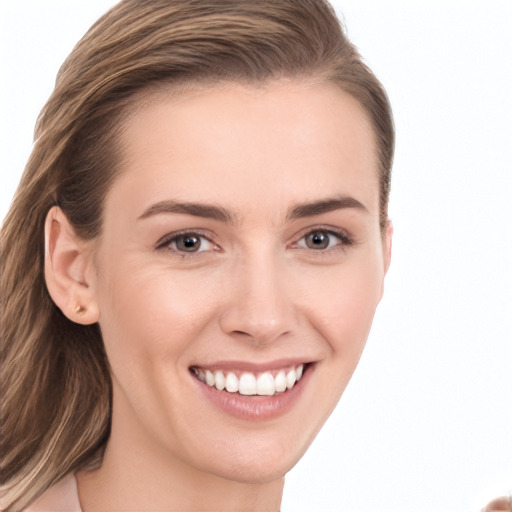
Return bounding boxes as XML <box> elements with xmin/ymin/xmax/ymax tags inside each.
<box><xmin>298</xmin><ymin>255</ymin><xmax>383</xmax><ymax>353</ymax></box>
<box><xmin>95</xmin><ymin>261</ymin><xmax>217</xmax><ymax>366</ymax></box>
<box><xmin>300</xmin><ymin>257</ymin><xmax>383</xmax><ymax>414</ymax></box>
<box><xmin>94</xmin><ymin>262</ymin><xmax>225</xmax><ymax>434</ymax></box>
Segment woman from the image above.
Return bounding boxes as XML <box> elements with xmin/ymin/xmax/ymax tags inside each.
<box><xmin>0</xmin><ymin>1</ymin><xmax>394</xmax><ymax>510</ymax></box>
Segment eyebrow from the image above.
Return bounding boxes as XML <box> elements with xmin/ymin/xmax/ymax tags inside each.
<box><xmin>138</xmin><ymin>200</ymin><xmax>237</xmax><ymax>224</ymax></box>
<box><xmin>138</xmin><ymin>194</ymin><xmax>367</xmax><ymax>224</ymax></box>
<box><xmin>286</xmin><ymin>195</ymin><xmax>368</xmax><ymax>221</ymax></box>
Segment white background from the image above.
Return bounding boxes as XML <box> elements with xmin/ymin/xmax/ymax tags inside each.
<box><xmin>1</xmin><ymin>2</ymin><xmax>511</xmax><ymax>511</ymax></box>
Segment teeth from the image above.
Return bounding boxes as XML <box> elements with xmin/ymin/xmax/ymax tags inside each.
<box><xmin>286</xmin><ymin>369</ymin><xmax>297</xmax><ymax>389</ymax></box>
<box><xmin>257</xmin><ymin>371</ymin><xmax>276</xmax><ymax>396</ymax></box>
<box><xmin>214</xmin><ymin>371</ymin><xmax>225</xmax><ymax>391</ymax></box>
<box><xmin>194</xmin><ymin>364</ymin><xmax>306</xmax><ymax>396</ymax></box>
<box><xmin>205</xmin><ymin>370</ymin><xmax>215</xmax><ymax>387</ymax></box>
<box><xmin>239</xmin><ymin>373</ymin><xmax>257</xmax><ymax>395</ymax></box>
<box><xmin>275</xmin><ymin>370</ymin><xmax>287</xmax><ymax>393</ymax></box>
<box><xmin>192</xmin><ymin>367</ymin><xmax>203</xmax><ymax>382</ymax></box>
<box><xmin>225</xmin><ymin>372</ymin><xmax>239</xmax><ymax>393</ymax></box>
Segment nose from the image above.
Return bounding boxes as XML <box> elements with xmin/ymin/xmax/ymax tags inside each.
<box><xmin>219</xmin><ymin>252</ymin><xmax>297</xmax><ymax>346</ymax></box>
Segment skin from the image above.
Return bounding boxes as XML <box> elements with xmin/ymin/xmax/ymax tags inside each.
<box><xmin>45</xmin><ymin>79</ymin><xmax>392</xmax><ymax>511</ymax></box>
<box><xmin>483</xmin><ymin>497</ymin><xmax>512</xmax><ymax>511</ymax></box>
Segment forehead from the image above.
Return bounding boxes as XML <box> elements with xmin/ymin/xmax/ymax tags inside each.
<box><xmin>110</xmin><ymin>79</ymin><xmax>379</xmax><ymax>220</ymax></box>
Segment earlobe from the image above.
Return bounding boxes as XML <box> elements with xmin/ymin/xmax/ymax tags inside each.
<box><xmin>44</xmin><ymin>206</ymin><xmax>99</xmax><ymax>325</ymax></box>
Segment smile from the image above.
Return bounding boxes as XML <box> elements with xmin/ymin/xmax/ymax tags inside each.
<box><xmin>190</xmin><ymin>364</ymin><xmax>305</xmax><ymax>396</ymax></box>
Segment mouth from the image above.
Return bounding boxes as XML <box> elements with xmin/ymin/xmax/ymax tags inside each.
<box><xmin>189</xmin><ymin>360</ymin><xmax>314</xmax><ymax>421</ymax></box>
<box><xmin>189</xmin><ymin>363</ymin><xmax>307</xmax><ymax>397</ymax></box>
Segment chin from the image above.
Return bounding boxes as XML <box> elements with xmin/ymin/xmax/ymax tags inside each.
<box><xmin>182</xmin><ymin>423</ymin><xmax>315</xmax><ymax>485</ymax></box>
<box><xmin>203</xmin><ymin>450</ymin><xmax>299</xmax><ymax>485</ymax></box>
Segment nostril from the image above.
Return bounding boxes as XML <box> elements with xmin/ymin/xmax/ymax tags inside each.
<box><xmin>228</xmin><ymin>327</ymin><xmax>291</xmax><ymax>347</ymax></box>
<box><xmin>218</xmin><ymin>286</ymin><xmax>296</xmax><ymax>345</ymax></box>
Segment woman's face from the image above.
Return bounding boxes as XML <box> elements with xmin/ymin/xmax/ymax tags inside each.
<box><xmin>89</xmin><ymin>80</ymin><xmax>391</xmax><ymax>483</ymax></box>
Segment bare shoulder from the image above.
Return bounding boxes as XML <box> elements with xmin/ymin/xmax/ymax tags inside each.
<box><xmin>23</xmin><ymin>474</ymin><xmax>82</xmax><ymax>512</ymax></box>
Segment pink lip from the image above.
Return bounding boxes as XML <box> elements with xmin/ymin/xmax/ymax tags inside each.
<box><xmin>191</xmin><ymin>363</ymin><xmax>314</xmax><ymax>422</ymax></box>
<box><xmin>191</xmin><ymin>358</ymin><xmax>311</xmax><ymax>373</ymax></box>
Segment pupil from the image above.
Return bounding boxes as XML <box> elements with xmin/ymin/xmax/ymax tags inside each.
<box><xmin>178</xmin><ymin>236</ymin><xmax>200</xmax><ymax>251</ymax></box>
<box><xmin>307</xmin><ymin>231</ymin><xmax>329</xmax><ymax>249</ymax></box>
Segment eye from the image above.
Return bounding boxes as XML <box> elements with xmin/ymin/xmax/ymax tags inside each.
<box><xmin>157</xmin><ymin>232</ymin><xmax>217</xmax><ymax>254</ymax></box>
<box><xmin>295</xmin><ymin>229</ymin><xmax>351</xmax><ymax>251</ymax></box>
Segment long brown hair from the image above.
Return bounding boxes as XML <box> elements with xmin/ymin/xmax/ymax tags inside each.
<box><xmin>0</xmin><ymin>1</ymin><xmax>394</xmax><ymax>509</ymax></box>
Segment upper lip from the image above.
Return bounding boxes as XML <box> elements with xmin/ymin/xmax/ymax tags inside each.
<box><xmin>190</xmin><ymin>358</ymin><xmax>315</xmax><ymax>373</ymax></box>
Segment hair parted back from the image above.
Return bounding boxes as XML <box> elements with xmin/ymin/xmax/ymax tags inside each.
<box><xmin>0</xmin><ymin>1</ymin><xmax>394</xmax><ymax>509</ymax></box>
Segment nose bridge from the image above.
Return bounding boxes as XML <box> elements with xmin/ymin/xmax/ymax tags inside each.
<box><xmin>219</xmin><ymin>244</ymin><xmax>295</xmax><ymax>345</ymax></box>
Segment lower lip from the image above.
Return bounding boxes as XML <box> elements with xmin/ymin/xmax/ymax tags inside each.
<box><xmin>191</xmin><ymin>365</ymin><xmax>313</xmax><ymax>422</ymax></box>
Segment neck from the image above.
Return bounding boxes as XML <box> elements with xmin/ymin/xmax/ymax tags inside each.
<box><xmin>76</xmin><ymin>388</ymin><xmax>284</xmax><ymax>512</ymax></box>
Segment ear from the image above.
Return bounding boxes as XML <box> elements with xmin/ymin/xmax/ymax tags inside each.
<box><xmin>383</xmin><ymin>219</ymin><xmax>393</xmax><ymax>275</ymax></box>
<box><xmin>378</xmin><ymin>220</ymin><xmax>393</xmax><ymax>301</ymax></box>
<box><xmin>44</xmin><ymin>206</ymin><xmax>99</xmax><ymax>325</ymax></box>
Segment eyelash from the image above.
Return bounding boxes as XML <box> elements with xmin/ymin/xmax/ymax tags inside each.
<box><xmin>156</xmin><ymin>230</ymin><xmax>218</xmax><ymax>255</ymax></box>
<box><xmin>156</xmin><ymin>227</ymin><xmax>354</xmax><ymax>256</ymax></box>
<box><xmin>291</xmin><ymin>227</ymin><xmax>354</xmax><ymax>252</ymax></box>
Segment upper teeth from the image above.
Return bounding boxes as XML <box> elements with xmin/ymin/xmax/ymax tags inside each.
<box><xmin>193</xmin><ymin>364</ymin><xmax>305</xmax><ymax>396</ymax></box>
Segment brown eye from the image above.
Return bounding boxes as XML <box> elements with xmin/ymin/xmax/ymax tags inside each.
<box><xmin>304</xmin><ymin>231</ymin><xmax>331</xmax><ymax>250</ymax></box>
<box><xmin>175</xmin><ymin>234</ymin><xmax>202</xmax><ymax>252</ymax></box>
